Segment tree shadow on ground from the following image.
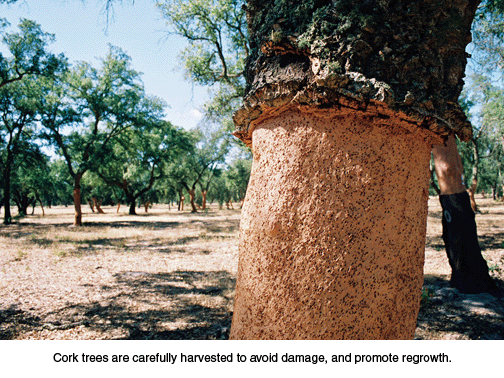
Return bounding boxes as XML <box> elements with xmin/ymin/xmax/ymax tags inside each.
<box><xmin>479</xmin><ymin>231</ymin><xmax>504</xmax><ymax>251</ymax></box>
<box><xmin>416</xmin><ymin>275</ymin><xmax>504</xmax><ymax>340</ymax></box>
<box><xmin>0</xmin><ymin>270</ymin><xmax>235</xmax><ymax>340</ymax></box>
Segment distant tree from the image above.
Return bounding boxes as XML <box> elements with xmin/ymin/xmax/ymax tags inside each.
<box><xmin>39</xmin><ymin>46</ymin><xmax>146</xmax><ymax>225</ymax></box>
<box><xmin>10</xmin><ymin>141</ymin><xmax>51</xmax><ymax>216</ymax></box>
<box><xmin>166</xmin><ymin>122</ymin><xmax>229</xmax><ymax>212</ymax></box>
<box><xmin>96</xmin><ymin>117</ymin><xmax>193</xmax><ymax>215</ymax></box>
<box><xmin>47</xmin><ymin>159</ymin><xmax>74</xmax><ymax>206</ymax></box>
<box><xmin>0</xmin><ymin>19</ymin><xmax>64</xmax><ymax>224</ymax></box>
<box><xmin>0</xmin><ymin>78</ymin><xmax>39</xmax><ymax>224</ymax></box>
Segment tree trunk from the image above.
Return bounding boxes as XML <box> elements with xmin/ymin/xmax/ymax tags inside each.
<box><xmin>88</xmin><ymin>199</ymin><xmax>95</xmax><ymax>213</ymax></box>
<box><xmin>201</xmin><ymin>190</ymin><xmax>207</xmax><ymax>210</ymax></box>
<box><xmin>231</xmin><ymin>108</ymin><xmax>434</xmax><ymax>339</ymax></box>
<box><xmin>73</xmin><ymin>172</ymin><xmax>85</xmax><ymax>226</ymax></box>
<box><xmin>187</xmin><ymin>189</ymin><xmax>197</xmax><ymax>213</ymax></box>
<box><xmin>143</xmin><ymin>201</ymin><xmax>150</xmax><ymax>212</ymax></box>
<box><xmin>73</xmin><ymin>188</ymin><xmax>82</xmax><ymax>226</ymax></box>
<box><xmin>34</xmin><ymin>192</ymin><xmax>45</xmax><ymax>217</ymax></box>
<box><xmin>128</xmin><ymin>199</ymin><xmax>137</xmax><ymax>215</ymax></box>
<box><xmin>2</xmin><ymin>164</ymin><xmax>12</xmax><ymax>225</ymax></box>
<box><xmin>432</xmin><ymin>134</ymin><xmax>500</xmax><ymax>296</ymax></box>
<box><xmin>231</xmin><ymin>0</ymin><xmax>479</xmax><ymax>339</ymax></box>
<box><xmin>467</xmin><ymin>140</ymin><xmax>479</xmax><ymax>212</ymax></box>
<box><xmin>92</xmin><ymin>197</ymin><xmax>105</xmax><ymax>214</ymax></box>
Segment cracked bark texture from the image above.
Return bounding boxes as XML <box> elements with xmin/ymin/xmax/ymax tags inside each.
<box><xmin>234</xmin><ymin>0</ymin><xmax>478</xmax><ymax>145</ymax></box>
<box><xmin>231</xmin><ymin>0</ymin><xmax>480</xmax><ymax>339</ymax></box>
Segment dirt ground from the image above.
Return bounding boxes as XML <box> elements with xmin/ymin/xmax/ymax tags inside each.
<box><xmin>0</xmin><ymin>196</ymin><xmax>503</xmax><ymax>340</ymax></box>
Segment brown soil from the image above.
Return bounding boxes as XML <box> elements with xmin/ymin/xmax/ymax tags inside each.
<box><xmin>0</xmin><ymin>197</ymin><xmax>503</xmax><ymax>340</ymax></box>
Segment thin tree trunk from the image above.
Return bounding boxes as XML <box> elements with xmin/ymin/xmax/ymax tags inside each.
<box><xmin>92</xmin><ymin>197</ymin><xmax>105</xmax><ymax>214</ymax></box>
<box><xmin>34</xmin><ymin>192</ymin><xmax>45</xmax><ymax>216</ymax></box>
<box><xmin>88</xmin><ymin>199</ymin><xmax>95</xmax><ymax>213</ymax></box>
<box><xmin>467</xmin><ymin>140</ymin><xmax>479</xmax><ymax>212</ymax></box>
<box><xmin>3</xmin><ymin>163</ymin><xmax>12</xmax><ymax>225</ymax></box>
<box><xmin>187</xmin><ymin>189</ymin><xmax>197</xmax><ymax>213</ymax></box>
<box><xmin>39</xmin><ymin>200</ymin><xmax>45</xmax><ymax>216</ymax></box>
<box><xmin>73</xmin><ymin>173</ymin><xmax>83</xmax><ymax>226</ymax></box>
<box><xmin>201</xmin><ymin>190</ymin><xmax>207</xmax><ymax>210</ymax></box>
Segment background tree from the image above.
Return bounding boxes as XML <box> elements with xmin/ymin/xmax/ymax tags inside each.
<box><xmin>166</xmin><ymin>122</ymin><xmax>229</xmax><ymax>213</ymax></box>
<box><xmin>157</xmin><ymin>0</ymin><xmax>248</xmax><ymax>123</ymax></box>
<box><xmin>40</xmin><ymin>46</ymin><xmax>146</xmax><ymax>225</ymax></box>
<box><xmin>10</xmin><ymin>140</ymin><xmax>51</xmax><ymax>216</ymax></box>
<box><xmin>47</xmin><ymin>159</ymin><xmax>75</xmax><ymax>207</ymax></box>
<box><xmin>0</xmin><ymin>78</ymin><xmax>40</xmax><ymax>224</ymax></box>
<box><xmin>96</xmin><ymin>117</ymin><xmax>193</xmax><ymax>215</ymax></box>
<box><xmin>0</xmin><ymin>19</ymin><xmax>64</xmax><ymax>224</ymax></box>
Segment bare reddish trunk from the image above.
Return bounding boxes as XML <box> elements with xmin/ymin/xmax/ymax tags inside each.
<box><xmin>188</xmin><ymin>189</ymin><xmax>197</xmax><ymax>213</ymax></box>
<box><xmin>93</xmin><ymin>197</ymin><xmax>105</xmax><ymax>214</ymax></box>
<box><xmin>231</xmin><ymin>0</ymin><xmax>480</xmax><ymax>338</ymax></box>
<box><xmin>88</xmin><ymin>199</ymin><xmax>95</xmax><ymax>213</ymax></box>
<box><xmin>467</xmin><ymin>179</ymin><xmax>478</xmax><ymax>213</ymax></box>
<box><xmin>143</xmin><ymin>201</ymin><xmax>150</xmax><ymax>212</ymax></box>
<box><xmin>201</xmin><ymin>191</ymin><xmax>207</xmax><ymax>210</ymax></box>
<box><xmin>73</xmin><ymin>187</ymin><xmax>82</xmax><ymax>226</ymax></box>
<box><xmin>39</xmin><ymin>199</ymin><xmax>45</xmax><ymax>217</ymax></box>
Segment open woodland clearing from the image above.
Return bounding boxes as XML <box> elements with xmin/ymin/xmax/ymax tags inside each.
<box><xmin>0</xmin><ymin>197</ymin><xmax>503</xmax><ymax>340</ymax></box>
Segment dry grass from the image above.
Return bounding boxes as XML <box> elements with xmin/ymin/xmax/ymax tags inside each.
<box><xmin>0</xmin><ymin>197</ymin><xmax>503</xmax><ymax>340</ymax></box>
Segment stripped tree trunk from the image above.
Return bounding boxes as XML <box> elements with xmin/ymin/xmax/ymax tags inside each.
<box><xmin>88</xmin><ymin>199</ymin><xmax>95</xmax><ymax>213</ymax></box>
<box><xmin>201</xmin><ymin>190</ymin><xmax>208</xmax><ymax>210</ymax></box>
<box><xmin>92</xmin><ymin>197</ymin><xmax>105</xmax><ymax>214</ymax></box>
<box><xmin>72</xmin><ymin>172</ymin><xmax>85</xmax><ymax>226</ymax></box>
<box><xmin>143</xmin><ymin>201</ymin><xmax>150</xmax><ymax>212</ymax></box>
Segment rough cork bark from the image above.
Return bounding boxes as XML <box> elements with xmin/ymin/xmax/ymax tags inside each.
<box><xmin>231</xmin><ymin>0</ymin><xmax>480</xmax><ymax>339</ymax></box>
<box><xmin>231</xmin><ymin>108</ymin><xmax>432</xmax><ymax>339</ymax></box>
<box><xmin>234</xmin><ymin>0</ymin><xmax>478</xmax><ymax>146</ymax></box>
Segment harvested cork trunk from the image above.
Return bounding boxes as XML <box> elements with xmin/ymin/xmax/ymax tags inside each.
<box><xmin>231</xmin><ymin>108</ymin><xmax>435</xmax><ymax>339</ymax></box>
<box><xmin>231</xmin><ymin>0</ymin><xmax>480</xmax><ymax>339</ymax></box>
